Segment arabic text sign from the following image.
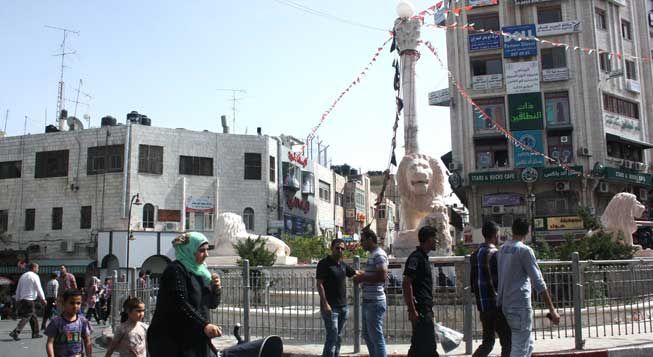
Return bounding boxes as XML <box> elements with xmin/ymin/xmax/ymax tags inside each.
<box><xmin>503</xmin><ymin>24</ymin><xmax>537</xmax><ymax>58</ymax></box>
<box><xmin>509</xmin><ymin>93</ymin><xmax>544</xmax><ymax>130</ymax></box>
<box><xmin>513</xmin><ymin>130</ymin><xmax>545</xmax><ymax>168</ymax></box>
<box><xmin>542</xmin><ymin>68</ymin><xmax>569</xmax><ymax>82</ymax></box>
<box><xmin>472</xmin><ymin>74</ymin><xmax>503</xmax><ymax>90</ymax></box>
<box><xmin>186</xmin><ymin>196</ymin><xmax>214</xmax><ymax>212</ymax></box>
<box><xmin>469</xmin><ymin>33</ymin><xmax>502</xmax><ymax>51</ymax></box>
<box><xmin>537</xmin><ymin>20</ymin><xmax>581</xmax><ymax>37</ymax></box>
<box><xmin>506</xmin><ymin>61</ymin><xmax>540</xmax><ymax>94</ymax></box>
<box><xmin>547</xmin><ymin>216</ymin><xmax>584</xmax><ymax>231</ymax></box>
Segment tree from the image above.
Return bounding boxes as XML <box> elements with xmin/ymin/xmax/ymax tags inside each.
<box><xmin>233</xmin><ymin>236</ymin><xmax>276</xmax><ymax>267</ymax></box>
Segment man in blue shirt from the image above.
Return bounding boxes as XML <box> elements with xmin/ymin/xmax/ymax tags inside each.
<box><xmin>470</xmin><ymin>221</ymin><xmax>510</xmax><ymax>357</ymax></box>
<box><xmin>497</xmin><ymin>218</ymin><xmax>560</xmax><ymax>357</ymax></box>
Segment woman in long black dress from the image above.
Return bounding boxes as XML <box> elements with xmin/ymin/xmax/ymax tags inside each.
<box><xmin>147</xmin><ymin>232</ymin><xmax>222</xmax><ymax>357</ymax></box>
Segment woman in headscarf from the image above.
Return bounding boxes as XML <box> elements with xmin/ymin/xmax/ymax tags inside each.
<box><xmin>147</xmin><ymin>232</ymin><xmax>222</xmax><ymax>357</ymax></box>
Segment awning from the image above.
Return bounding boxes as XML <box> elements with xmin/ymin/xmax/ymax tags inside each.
<box><xmin>606</xmin><ymin>134</ymin><xmax>653</xmax><ymax>149</ymax></box>
<box><xmin>32</xmin><ymin>259</ymin><xmax>95</xmax><ymax>274</ymax></box>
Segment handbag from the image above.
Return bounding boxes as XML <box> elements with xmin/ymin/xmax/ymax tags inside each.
<box><xmin>434</xmin><ymin>322</ymin><xmax>464</xmax><ymax>353</ymax></box>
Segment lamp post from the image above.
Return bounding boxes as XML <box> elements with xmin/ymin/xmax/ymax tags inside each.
<box><xmin>126</xmin><ymin>193</ymin><xmax>142</xmax><ymax>292</ymax></box>
<box><xmin>527</xmin><ymin>193</ymin><xmax>537</xmax><ymax>245</ymax></box>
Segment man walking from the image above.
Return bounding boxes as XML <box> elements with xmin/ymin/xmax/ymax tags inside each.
<box><xmin>353</xmin><ymin>227</ymin><xmax>388</xmax><ymax>357</ymax></box>
<box><xmin>403</xmin><ymin>226</ymin><xmax>439</xmax><ymax>357</ymax></box>
<box><xmin>497</xmin><ymin>218</ymin><xmax>560</xmax><ymax>357</ymax></box>
<box><xmin>58</xmin><ymin>265</ymin><xmax>77</xmax><ymax>290</ymax></box>
<box><xmin>316</xmin><ymin>238</ymin><xmax>359</xmax><ymax>357</ymax></box>
<box><xmin>10</xmin><ymin>263</ymin><xmax>46</xmax><ymax>340</ymax></box>
<box><xmin>41</xmin><ymin>273</ymin><xmax>59</xmax><ymax>331</ymax></box>
<box><xmin>471</xmin><ymin>221</ymin><xmax>511</xmax><ymax>357</ymax></box>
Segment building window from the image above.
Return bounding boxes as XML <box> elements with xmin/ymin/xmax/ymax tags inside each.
<box><xmin>269</xmin><ymin>156</ymin><xmax>276</xmax><ymax>182</ymax></box>
<box><xmin>87</xmin><ymin>145</ymin><xmax>124</xmax><ymax>175</ymax></box>
<box><xmin>599</xmin><ymin>53</ymin><xmax>612</xmax><ymax>73</ymax></box>
<box><xmin>0</xmin><ymin>210</ymin><xmax>7</xmax><ymax>232</ymax></box>
<box><xmin>621</xmin><ymin>20</ymin><xmax>632</xmax><ymax>40</ymax></box>
<box><xmin>473</xmin><ymin>97</ymin><xmax>505</xmax><ymax>132</ymax></box>
<box><xmin>0</xmin><ymin>161</ymin><xmax>21</xmax><ymax>179</ymax></box>
<box><xmin>244</xmin><ymin>153</ymin><xmax>262</xmax><ymax>180</ymax></box>
<box><xmin>243</xmin><ymin>207</ymin><xmax>254</xmax><ymax>231</ymax></box>
<box><xmin>52</xmin><ymin>207</ymin><xmax>63</xmax><ymax>230</ymax></box>
<box><xmin>138</xmin><ymin>145</ymin><xmax>163</xmax><ymax>174</ymax></box>
<box><xmin>467</xmin><ymin>13</ymin><xmax>500</xmax><ymax>31</ymax></box>
<box><xmin>607</xmin><ymin>137</ymin><xmax>643</xmax><ymax>162</ymax></box>
<box><xmin>142</xmin><ymin>204</ymin><xmax>155</xmax><ymax>229</ymax></box>
<box><xmin>547</xmin><ymin>131</ymin><xmax>573</xmax><ymax>164</ymax></box>
<box><xmin>319</xmin><ymin>180</ymin><xmax>331</xmax><ymax>202</ymax></box>
<box><xmin>537</xmin><ymin>6</ymin><xmax>562</xmax><ymax>24</ymax></box>
<box><xmin>377</xmin><ymin>205</ymin><xmax>386</xmax><ymax>219</ymax></box>
<box><xmin>25</xmin><ymin>208</ymin><xmax>35</xmax><ymax>231</ymax></box>
<box><xmin>471</xmin><ymin>56</ymin><xmax>503</xmax><ymax>76</ymax></box>
<box><xmin>35</xmin><ymin>150</ymin><xmax>69</xmax><ymax>178</ymax></box>
<box><xmin>541</xmin><ymin>47</ymin><xmax>567</xmax><ymax>69</ymax></box>
<box><xmin>475</xmin><ymin>139</ymin><xmax>509</xmax><ymax>169</ymax></box>
<box><xmin>596</xmin><ymin>8</ymin><xmax>606</xmax><ymax>30</ymax></box>
<box><xmin>335</xmin><ymin>192</ymin><xmax>344</xmax><ymax>207</ymax></box>
<box><xmin>626</xmin><ymin>60</ymin><xmax>637</xmax><ymax>80</ymax></box>
<box><xmin>603</xmin><ymin>94</ymin><xmax>639</xmax><ymax>119</ymax></box>
<box><xmin>545</xmin><ymin>92</ymin><xmax>571</xmax><ymax>125</ymax></box>
<box><xmin>179</xmin><ymin>156</ymin><xmax>213</xmax><ymax>176</ymax></box>
<box><xmin>192</xmin><ymin>212</ymin><xmax>213</xmax><ymax>231</ymax></box>
<box><xmin>355</xmin><ymin>189</ymin><xmax>365</xmax><ymax>211</ymax></box>
<box><xmin>80</xmin><ymin>206</ymin><xmax>92</xmax><ymax>229</ymax></box>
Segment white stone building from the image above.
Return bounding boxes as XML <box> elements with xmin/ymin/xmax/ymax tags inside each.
<box><xmin>439</xmin><ymin>0</ymin><xmax>653</xmax><ymax>243</ymax></box>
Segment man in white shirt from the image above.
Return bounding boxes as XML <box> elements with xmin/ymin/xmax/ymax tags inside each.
<box><xmin>10</xmin><ymin>263</ymin><xmax>46</xmax><ymax>341</ymax></box>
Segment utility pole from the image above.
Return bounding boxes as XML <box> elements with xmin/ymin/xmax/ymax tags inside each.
<box><xmin>216</xmin><ymin>89</ymin><xmax>246</xmax><ymax>133</ymax></box>
<box><xmin>45</xmin><ymin>25</ymin><xmax>79</xmax><ymax>130</ymax></box>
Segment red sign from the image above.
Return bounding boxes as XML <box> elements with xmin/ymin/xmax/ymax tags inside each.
<box><xmin>288</xmin><ymin>152</ymin><xmax>308</xmax><ymax>168</ymax></box>
<box><xmin>356</xmin><ymin>213</ymin><xmax>366</xmax><ymax>222</ymax></box>
<box><xmin>286</xmin><ymin>197</ymin><xmax>310</xmax><ymax>213</ymax></box>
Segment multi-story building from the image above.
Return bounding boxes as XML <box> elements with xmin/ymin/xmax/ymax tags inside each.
<box><xmin>440</xmin><ymin>0</ymin><xmax>653</xmax><ymax>243</ymax></box>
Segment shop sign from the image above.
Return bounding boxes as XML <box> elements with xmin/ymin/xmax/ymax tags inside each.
<box><xmin>521</xmin><ymin>167</ymin><xmax>539</xmax><ymax>183</ymax></box>
<box><xmin>541</xmin><ymin>166</ymin><xmax>583</xmax><ymax>180</ymax></box>
<box><xmin>428</xmin><ymin>88</ymin><xmax>450</xmax><ymax>106</ymax></box>
<box><xmin>469</xmin><ymin>33</ymin><xmax>502</xmax><ymax>51</ymax></box>
<box><xmin>472</xmin><ymin>74</ymin><xmax>503</xmax><ymax>90</ymax></box>
<box><xmin>288</xmin><ymin>151</ymin><xmax>307</xmax><ymax>167</ymax></box>
<box><xmin>513</xmin><ymin>130</ymin><xmax>545</xmax><ymax>168</ymax></box>
<box><xmin>542</xmin><ymin>68</ymin><xmax>569</xmax><ymax>82</ymax></box>
<box><xmin>286</xmin><ymin>196</ymin><xmax>310</xmax><ymax>213</ymax></box>
<box><xmin>604</xmin><ymin>167</ymin><xmax>653</xmax><ymax>186</ymax></box>
<box><xmin>509</xmin><ymin>93</ymin><xmax>543</xmax><ymax>130</ymax></box>
<box><xmin>186</xmin><ymin>196</ymin><xmax>214</xmax><ymax>212</ymax></box>
<box><xmin>603</xmin><ymin>113</ymin><xmax>642</xmax><ymax>142</ymax></box>
<box><xmin>626</xmin><ymin>80</ymin><xmax>641</xmax><ymax>93</ymax></box>
<box><xmin>482</xmin><ymin>193</ymin><xmax>522</xmax><ymax>207</ymax></box>
<box><xmin>469</xmin><ymin>0</ymin><xmax>498</xmax><ymax>6</ymax></box>
<box><xmin>515</xmin><ymin>0</ymin><xmax>553</xmax><ymax>4</ymax></box>
<box><xmin>537</xmin><ymin>20</ymin><xmax>581</xmax><ymax>37</ymax></box>
<box><xmin>506</xmin><ymin>61</ymin><xmax>540</xmax><ymax>94</ymax></box>
<box><xmin>268</xmin><ymin>220</ymin><xmax>284</xmax><ymax>229</ymax></box>
<box><xmin>503</xmin><ymin>24</ymin><xmax>537</xmax><ymax>58</ymax></box>
<box><xmin>547</xmin><ymin>216</ymin><xmax>584</xmax><ymax>231</ymax></box>
<box><xmin>469</xmin><ymin>170</ymin><xmax>518</xmax><ymax>184</ymax></box>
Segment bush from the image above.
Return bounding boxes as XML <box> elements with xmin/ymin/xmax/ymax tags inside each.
<box><xmin>454</xmin><ymin>243</ymin><xmax>471</xmax><ymax>256</ymax></box>
<box><xmin>233</xmin><ymin>236</ymin><xmax>277</xmax><ymax>267</ymax></box>
<box><xmin>556</xmin><ymin>230</ymin><xmax>636</xmax><ymax>261</ymax></box>
<box><xmin>281</xmin><ymin>234</ymin><xmax>330</xmax><ymax>263</ymax></box>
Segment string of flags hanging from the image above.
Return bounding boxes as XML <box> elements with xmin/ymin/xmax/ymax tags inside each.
<box><xmin>300</xmin><ymin>37</ymin><xmax>393</xmax><ymax>156</ymax></box>
<box><xmin>423</xmin><ymin>40</ymin><xmax>585</xmax><ymax>178</ymax></box>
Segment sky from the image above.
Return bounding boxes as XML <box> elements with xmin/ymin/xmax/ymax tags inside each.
<box><xmin>0</xmin><ymin>0</ymin><xmax>451</xmax><ymax>173</ymax></box>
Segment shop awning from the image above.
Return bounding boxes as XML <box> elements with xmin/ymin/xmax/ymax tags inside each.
<box><xmin>606</xmin><ymin>134</ymin><xmax>653</xmax><ymax>149</ymax></box>
<box><xmin>32</xmin><ymin>259</ymin><xmax>95</xmax><ymax>274</ymax></box>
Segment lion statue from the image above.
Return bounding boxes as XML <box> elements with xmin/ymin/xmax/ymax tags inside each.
<box><xmin>397</xmin><ymin>153</ymin><xmax>447</xmax><ymax>231</ymax></box>
<box><xmin>601</xmin><ymin>192</ymin><xmax>645</xmax><ymax>246</ymax></box>
<box><xmin>213</xmin><ymin>212</ymin><xmax>291</xmax><ymax>258</ymax></box>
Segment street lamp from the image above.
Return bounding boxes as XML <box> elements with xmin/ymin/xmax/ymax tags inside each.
<box><xmin>527</xmin><ymin>193</ymin><xmax>537</xmax><ymax>245</ymax></box>
<box><xmin>126</xmin><ymin>193</ymin><xmax>142</xmax><ymax>292</ymax></box>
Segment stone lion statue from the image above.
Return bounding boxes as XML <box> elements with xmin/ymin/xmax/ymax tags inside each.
<box><xmin>397</xmin><ymin>153</ymin><xmax>446</xmax><ymax>231</ymax></box>
<box><xmin>213</xmin><ymin>212</ymin><xmax>291</xmax><ymax>257</ymax></box>
<box><xmin>601</xmin><ymin>192</ymin><xmax>645</xmax><ymax>246</ymax></box>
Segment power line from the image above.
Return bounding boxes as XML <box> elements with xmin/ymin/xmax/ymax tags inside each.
<box><xmin>271</xmin><ymin>0</ymin><xmax>388</xmax><ymax>32</ymax></box>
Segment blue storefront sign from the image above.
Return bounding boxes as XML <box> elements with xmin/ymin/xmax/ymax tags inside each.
<box><xmin>469</xmin><ymin>33</ymin><xmax>502</xmax><ymax>51</ymax></box>
<box><xmin>513</xmin><ymin>130</ymin><xmax>545</xmax><ymax>168</ymax></box>
<box><xmin>503</xmin><ymin>24</ymin><xmax>537</xmax><ymax>58</ymax></box>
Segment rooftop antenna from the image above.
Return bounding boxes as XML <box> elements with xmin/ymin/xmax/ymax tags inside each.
<box><xmin>3</xmin><ymin>109</ymin><xmax>8</xmax><ymax>134</ymax></box>
<box><xmin>45</xmin><ymin>25</ymin><xmax>79</xmax><ymax>130</ymax></box>
<box><xmin>216</xmin><ymin>88</ymin><xmax>246</xmax><ymax>133</ymax></box>
<box><xmin>68</xmin><ymin>79</ymin><xmax>92</xmax><ymax>117</ymax></box>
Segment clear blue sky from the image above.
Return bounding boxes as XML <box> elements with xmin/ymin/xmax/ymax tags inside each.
<box><xmin>1</xmin><ymin>0</ymin><xmax>450</xmax><ymax>172</ymax></box>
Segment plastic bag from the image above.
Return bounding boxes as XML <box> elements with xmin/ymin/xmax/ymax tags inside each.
<box><xmin>434</xmin><ymin>322</ymin><xmax>464</xmax><ymax>353</ymax></box>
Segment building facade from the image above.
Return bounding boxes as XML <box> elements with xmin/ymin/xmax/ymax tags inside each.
<box><xmin>441</xmin><ymin>0</ymin><xmax>653</xmax><ymax>243</ymax></box>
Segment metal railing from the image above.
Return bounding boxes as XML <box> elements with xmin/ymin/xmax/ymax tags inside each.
<box><xmin>113</xmin><ymin>254</ymin><xmax>653</xmax><ymax>354</ymax></box>
<box><xmin>109</xmin><ymin>271</ymin><xmax>159</xmax><ymax>332</ymax></box>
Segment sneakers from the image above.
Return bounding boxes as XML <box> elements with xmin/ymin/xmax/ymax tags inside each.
<box><xmin>32</xmin><ymin>334</ymin><xmax>43</xmax><ymax>339</ymax></box>
<box><xmin>9</xmin><ymin>330</ymin><xmax>19</xmax><ymax>341</ymax></box>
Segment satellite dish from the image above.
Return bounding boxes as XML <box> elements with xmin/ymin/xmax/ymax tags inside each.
<box><xmin>67</xmin><ymin>116</ymin><xmax>84</xmax><ymax>131</ymax></box>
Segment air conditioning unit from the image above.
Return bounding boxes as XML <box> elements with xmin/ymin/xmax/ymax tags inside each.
<box><xmin>63</xmin><ymin>240</ymin><xmax>75</xmax><ymax>253</ymax></box>
<box><xmin>640</xmin><ymin>188</ymin><xmax>649</xmax><ymax>201</ymax></box>
<box><xmin>492</xmin><ymin>205</ymin><xmax>505</xmax><ymax>214</ymax></box>
<box><xmin>621</xmin><ymin>160</ymin><xmax>630</xmax><ymax>169</ymax></box>
<box><xmin>599</xmin><ymin>181</ymin><xmax>610</xmax><ymax>193</ymax></box>
<box><xmin>560</xmin><ymin>136</ymin><xmax>569</xmax><ymax>143</ymax></box>
<box><xmin>578</xmin><ymin>147</ymin><xmax>591</xmax><ymax>157</ymax></box>
<box><xmin>633</xmin><ymin>162</ymin><xmax>644</xmax><ymax>171</ymax></box>
<box><xmin>164</xmin><ymin>222</ymin><xmax>179</xmax><ymax>232</ymax></box>
<box><xmin>555</xmin><ymin>181</ymin><xmax>571</xmax><ymax>192</ymax></box>
<box><xmin>448</xmin><ymin>162</ymin><xmax>461</xmax><ymax>171</ymax></box>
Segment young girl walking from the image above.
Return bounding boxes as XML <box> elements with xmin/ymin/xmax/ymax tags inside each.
<box><xmin>104</xmin><ymin>297</ymin><xmax>148</xmax><ymax>357</ymax></box>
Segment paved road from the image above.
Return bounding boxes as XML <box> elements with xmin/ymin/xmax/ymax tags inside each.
<box><xmin>0</xmin><ymin>318</ymin><xmax>111</xmax><ymax>357</ymax></box>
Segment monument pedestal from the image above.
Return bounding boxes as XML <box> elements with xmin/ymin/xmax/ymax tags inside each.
<box><xmin>205</xmin><ymin>255</ymin><xmax>298</xmax><ymax>267</ymax></box>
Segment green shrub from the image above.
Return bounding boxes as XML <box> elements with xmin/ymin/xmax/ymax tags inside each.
<box><xmin>281</xmin><ymin>234</ymin><xmax>330</xmax><ymax>263</ymax></box>
<box><xmin>233</xmin><ymin>236</ymin><xmax>277</xmax><ymax>267</ymax></box>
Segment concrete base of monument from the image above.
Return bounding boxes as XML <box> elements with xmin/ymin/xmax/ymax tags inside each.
<box><xmin>205</xmin><ymin>255</ymin><xmax>298</xmax><ymax>266</ymax></box>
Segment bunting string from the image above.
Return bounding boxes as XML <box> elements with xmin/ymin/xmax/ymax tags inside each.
<box><xmin>423</xmin><ymin>40</ymin><xmax>586</xmax><ymax>178</ymax></box>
